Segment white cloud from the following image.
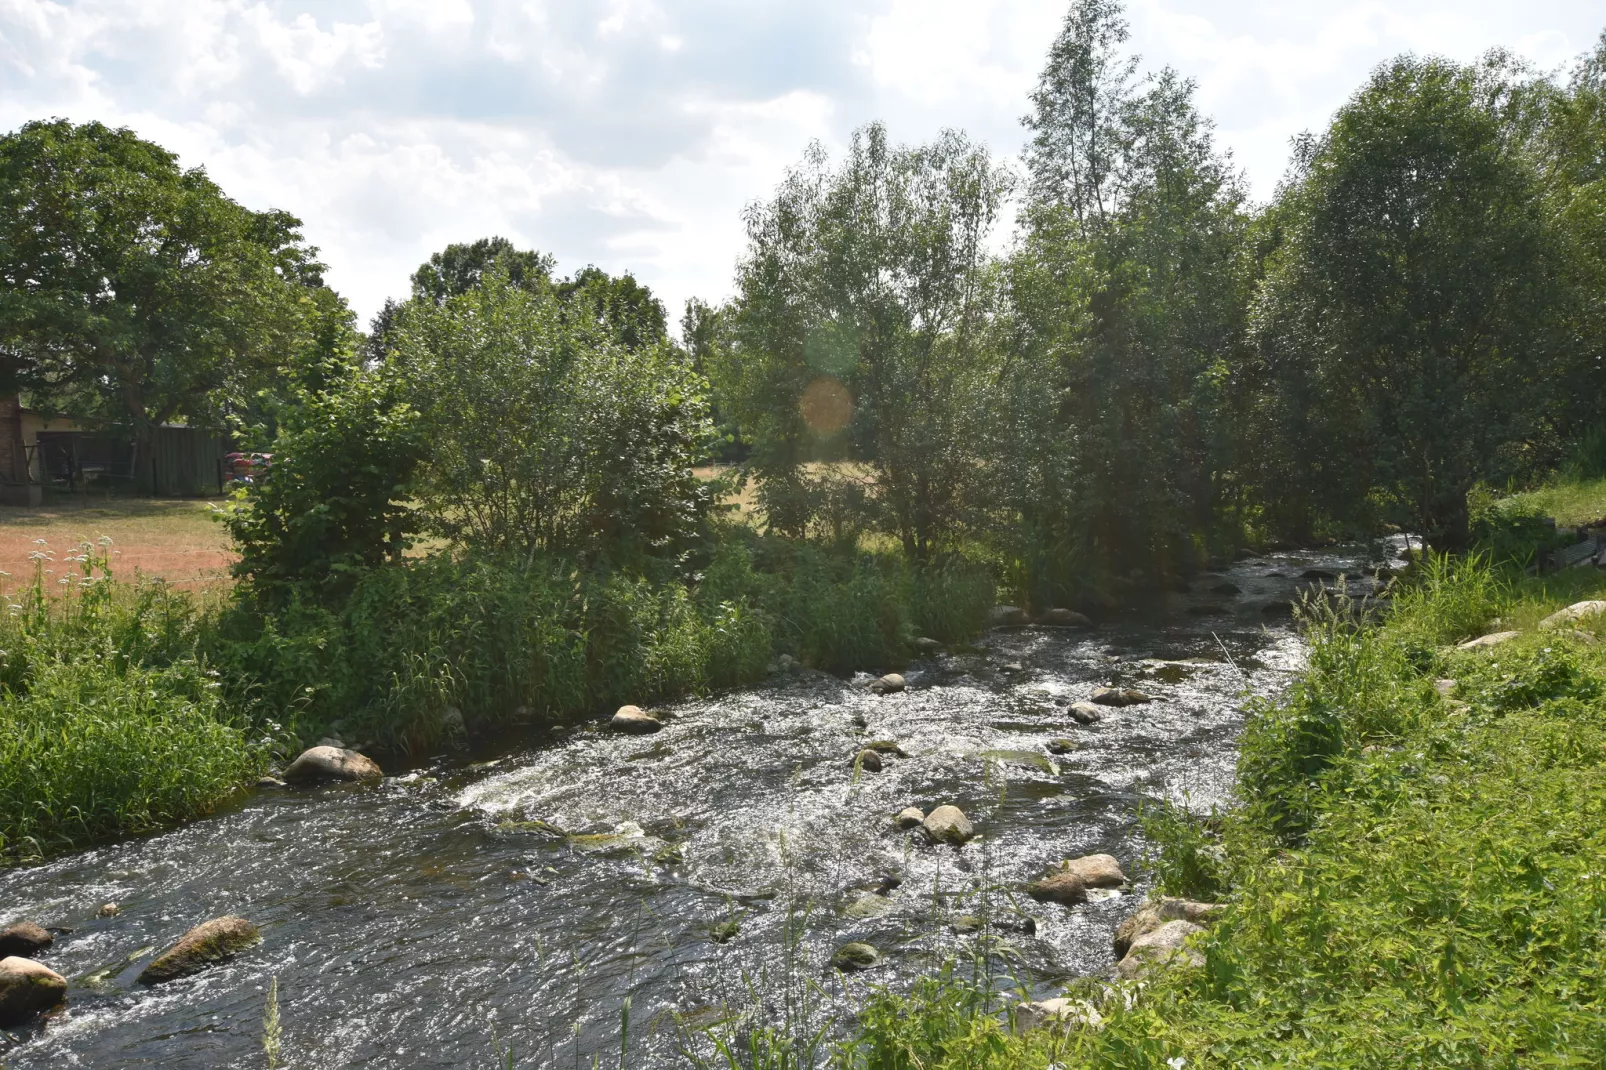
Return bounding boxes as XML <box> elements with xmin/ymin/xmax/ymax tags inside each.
<box><xmin>1</xmin><ymin>0</ymin><xmax>1601</xmax><ymax>330</ymax></box>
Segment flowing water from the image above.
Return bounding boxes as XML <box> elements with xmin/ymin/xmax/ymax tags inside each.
<box><xmin>0</xmin><ymin>547</ymin><xmax>1392</xmax><ymax>1068</ymax></box>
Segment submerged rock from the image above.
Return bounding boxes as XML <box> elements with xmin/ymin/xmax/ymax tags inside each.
<box><xmin>1114</xmin><ymin>898</ymin><xmax>1224</xmax><ymax>957</ymax></box>
<box><xmin>1539</xmin><ymin>600</ymin><xmax>1606</xmax><ymax>629</ymax></box>
<box><xmin>610</xmin><ymin>706</ymin><xmax>663</xmax><ymax>734</ymax></box>
<box><xmin>282</xmin><ymin>745</ymin><xmax>383</xmax><ymax>784</ymax></box>
<box><xmin>832</xmin><ymin>942</ymin><xmax>880</xmax><ymax>971</ymax></box>
<box><xmin>1457</xmin><ymin>630</ymin><xmax>1520</xmax><ymax>651</ymax></box>
<box><xmin>1090</xmin><ymin>687</ymin><xmax>1152</xmax><ymax>707</ymax></box>
<box><xmin>922</xmin><ymin>805</ymin><xmax>975</xmax><ymax>846</ymax></box>
<box><xmin>870</xmin><ymin>673</ymin><xmax>906</xmax><ymax>695</ymax></box>
<box><xmin>1014</xmin><ymin>997</ymin><xmax>1102</xmax><ymax>1035</ymax></box>
<box><xmin>1116</xmin><ymin>919</ymin><xmax>1205</xmax><ymax>979</ymax></box>
<box><xmin>1038</xmin><ymin>608</ymin><xmax>1093</xmax><ymax>628</ymax></box>
<box><xmin>0</xmin><ymin>922</ymin><xmax>52</xmax><ymax>959</ymax></box>
<box><xmin>914</xmin><ymin>637</ymin><xmax>943</xmax><ymax>653</ymax></box>
<box><xmin>96</xmin><ymin>903</ymin><xmax>120</xmax><ymax>919</ymax></box>
<box><xmin>864</xmin><ymin>740</ymin><xmax>909</xmax><ymax>758</ymax></box>
<box><xmin>710</xmin><ymin>919</ymin><xmax>740</xmax><ymax>944</ymax></box>
<box><xmin>1026</xmin><ymin>870</ymin><xmax>1087</xmax><ymax>905</ymax></box>
<box><xmin>851</xmin><ymin>749</ymin><xmax>884</xmax><ymax>773</ymax></box>
<box><xmin>894</xmin><ymin>807</ymin><xmax>926</xmax><ymax>830</ymax></box>
<box><xmin>844</xmin><ymin>894</ymin><xmax>891</xmax><ymax>920</ymax></box>
<box><xmin>1068</xmin><ymin>701</ymin><xmax>1103</xmax><ymax>724</ymax></box>
<box><xmin>1046</xmin><ymin>738</ymin><xmax>1078</xmax><ymax>755</ymax></box>
<box><xmin>0</xmin><ymin>957</ymin><xmax>66</xmax><ymax>1026</ymax></box>
<box><xmin>138</xmin><ymin>916</ymin><xmax>261</xmax><ymax>985</ymax></box>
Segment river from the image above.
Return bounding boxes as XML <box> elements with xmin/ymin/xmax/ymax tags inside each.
<box><xmin>0</xmin><ymin>546</ymin><xmax>1391</xmax><ymax>1068</ymax></box>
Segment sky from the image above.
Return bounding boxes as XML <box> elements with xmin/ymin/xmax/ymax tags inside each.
<box><xmin>2</xmin><ymin>1</ymin><xmax>1602</xmax><ymax>333</ymax></box>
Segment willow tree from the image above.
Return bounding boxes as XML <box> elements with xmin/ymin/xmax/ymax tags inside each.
<box><xmin>715</xmin><ymin>123</ymin><xmax>1013</xmax><ymax>558</ymax></box>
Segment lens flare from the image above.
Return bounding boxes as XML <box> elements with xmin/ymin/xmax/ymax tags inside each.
<box><xmin>800</xmin><ymin>376</ymin><xmax>852</xmax><ymax>435</ymax></box>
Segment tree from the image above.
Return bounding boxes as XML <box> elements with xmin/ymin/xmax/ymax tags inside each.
<box><xmin>554</xmin><ymin>265</ymin><xmax>668</xmax><ymax>350</ymax></box>
<box><xmin>0</xmin><ymin>119</ymin><xmax>323</xmax><ymax>491</ymax></box>
<box><xmin>409</xmin><ymin>236</ymin><xmax>555</xmax><ymax>306</ymax></box>
<box><xmin>717</xmin><ymin>123</ymin><xmax>1013</xmax><ymax>558</ymax></box>
<box><xmin>1250</xmin><ymin>54</ymin><xmax>1571</xmax><ymax>548</ymax></box>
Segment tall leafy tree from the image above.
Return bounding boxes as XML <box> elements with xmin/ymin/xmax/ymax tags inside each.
<box><xmin>717</xmin><ymin>123</ymin><xmax>1012</xmax><ymax>557</ymax></box>
<box><xmin>1251</xmin><ymin>54</ymin><xmax>1571</xmax><ymax>547</ymax></box>
<box><xmin>0</xmin><ymin>119</ymin><xmax>322</xmax><ymax>490</ymax></box>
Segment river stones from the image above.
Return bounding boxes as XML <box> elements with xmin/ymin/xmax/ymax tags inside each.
<box><xmin>870</xmin><ymin>673</ymin><xmax>906</xmax><ymax>694</ymax></box>
<box><xmin>1061</xmin><ymin>853</ymin><xmax>1126</xmax><ymax>889</ymax></box>
<box><xmin>0</xmin><ymin>957</ymin><xmax>67</xmax><ymax>1026</ymax></box>
<box><xmin>1014</xmin><ymin>997</ymin><xmax>1102</xmax><ymax>1035</ymax></box>
<box><xmin>710</xmin><ymin>918</ymin><xmax>740</xmax><ymax>944</ymax></box>
<box><xmin>894</xmin><ymin>807</ymin><xmax>925</xmax><ymax>830</ymax></box>
<box><xmin>96</xmin><ymin>903</ymin><xmax>120</xmax><ymax>918</ymax></box>
<box><xmin>989</xmin><ymin>605</ymin><xmax>1029</xmax><ymax>627</ymax></box>
<box><xmin>1068</xmin><ymin>701</ymin><xmax>1102</xmax><ymax>724</ymax></box>
<box><xmin>282</xmin><ymin>745</ymin><xmax>383</xmax><ymax>784</ymax></box>
<box><xmin>1540</xmin><ymin>600</ymin><xmax>1606</xmax><ymax>629</ymax></box>
<box><xmin>1026</xmin><ymin>870</ymin><xmax>1087</xmax><ymax>905</ymax></box>
<box><xmin>138</xmin><ymin>916</ymin><xmax>261</xmax><ymax>985</ymax></box>
<box><xmin>1090</xmin><ymin>687</ymin><xmax>1152</xmax><ymax>707</ymax></box>
<box><xmin>922</xmin><ymin>805</ymin><xmax>975</xmax><ymax>846</ymax></box>
<box><xmin>1116</xmin><ymin>920</ymin><xmax>1205</xmax><ymax>979</ymax></box>
<box><xmin>831</xmin><ymin>942</ymin><xmax>880</xmax><ymax>971</ymax></box>
<box><xmin>851</xmin><ymin>749</ymin><xmax>884</xmax><ymax>773</ymax></box>
<box><xmin>1114</xmin><ymin>897</ymin><xmax>1224</xmax><ymax>957</ymax></box>
<box><xmin>1046</xmin><ymin>738</ymin><xmax>1078</xmax><ymax>755</ymax></box>
<box><xmin>1038</xmin><ymin>607</ymin><xmax>1092</xmax><ymax>627</ymax></box>
<box><xmin>610</xmin><ymin>705</ymin><xmax>662</xmax><ymax>734</ymax></box>
<box><xmin>0</xmin><ymin>922</ymin><xmax>52</xmax><ymax>959</ymax></box>
<box><xmin>914</xmin><ymin>636</ymin><xmax>942</xmax><ymax>653</ymax></box>
<box><xmin>864</xmin><ymin>740</ymin><xmax>908</xmax><ymax>758</ymax></box>
<box><xmin>1457</xmin><ymin>630</ymin><xmax>1520</xmax><ymax>650</ymax></box>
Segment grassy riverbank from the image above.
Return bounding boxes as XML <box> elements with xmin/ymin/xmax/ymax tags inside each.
<box><xmin>0</xmin><ymin>535</ymin><xmax>994</xmax><ymax>860</ymax></box>
<box><xmin>843</xmin><ymin>556</ymin><xmax>1606</xmax><ymax>1068</ymax></box>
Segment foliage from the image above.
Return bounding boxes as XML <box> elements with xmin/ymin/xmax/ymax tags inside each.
<box><xmin>0</xmin><ymin>549</ymin><xmax>260</xmax><ymax>858</ymax></box>
<box><xmin>716</xmin><ymin>123</ymin><xmax>1012</xmax><ymax>558</ymax></box>
<box><xmin>0</xmin><ymin>118</ymin><xmax>331</xmax><ymax>489</ymax></box>
<box><xmin>388</xmin><ymin>272</ymin><xmax>712</xmax><ymax>561</ymax></box>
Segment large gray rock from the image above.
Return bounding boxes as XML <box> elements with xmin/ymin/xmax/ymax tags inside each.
<box><xmin>1061</xmin><ymin>853</ymin><xmax>1126</xmax><ymax>888</ymax></box>
<box><xmin>610</xmin><ymin>706</ymin><xmax>662</xmax><ymax>735</ymax></box>
<box><xmin>138</xmin><ymin>916</ymin><xmax>261</xmax><ymax>985</ymax></box>
<box><xmin>1068</xmin><ymin>701</ymin><xmax>1103</xmax><ymax>725</ymax></box>
<box><xmin>282</xmin><ymin>745</ymin><xmax>383</xmax><ymax>784</ymax></box>
<box><xmin>1540</xmin><ymin>601</ymin><xmax>1606</xmax><ymax>630</ymax></box>
<box><xmin>1457</xmin><ymin>631</ymin><xmax>1519</xmax><ymax>651</ymax></box>
<box><xmin>1090</xmin><ymin>687</ymin><xmax>1152</xmax><ymax>707</ymax></box>
<box><xmin>1116</xmin><ymin>919</ymin><xmax>1205</xmax><ymax>979</ymax></box>
<box><xmin>1114</xmin><ymin>897</ymin><xmax>1224</xmax><ymax>957</ymax></box>
<box><xmin>0</xmin><ymin>922</ymin><xmax>52</xmax><ymax>959</ymax></box>
<box><xmin>1038</xmin><ymin>608</ymin><xmax>1093</xmax><ymax>628</ymax></box>
<box><xmin>0</xmin><ymin>957</ymin><xmax>66</xmax><ymax>1026</ymax></box>
<box><xmin>870</xmin><ymin>673</ymin><xmax>906</xmax><ymax>695</ymax></box>
<box><xmin>832</xmin><ymin>942</ymin><xmax>880</xmax><ymax>971</ymax></box>
<box><xmin>1026</xmin><ymin>870</ymin><xmax>1087</xmax><ymax>905</ymax></box>
<box><xmin>894</xmin><ymin>807</ymin><xmax>925</xmax><ymax>830</ymax></box>
<box><xmin>922</xmin><ymin>805</ymin><xmax>975</xmax><ymax>846</ymax></box>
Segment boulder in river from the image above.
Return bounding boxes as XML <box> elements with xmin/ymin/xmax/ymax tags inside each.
<box><xmin>1038</xmin><ymin>608</ymin><xmax>1092</xmax><ymax>628</ymax></box>
<box><xmin>0</xmin><ymin>957</ymin><xmax>67</xmax><ymax>1026</ymax></box>
<box><xmin>831</xmin><ymin>942</ymin><xmax>880</xmax><ymax>971</ymax></box>
<box><xmin>870</xmin><ymin>673</ymin><xmax>905</xmax><ymax>695</ymax></box>
<box><xmin>138</xmin><ymin>916</ymin><xmax>261</xmax><ymax>985</ymax></box>
<box><xmin>922</xmin><ymin>805</ymin><xmax>975</xmax><ymax>846</ymax></box>
<box><xmin>1114</xmin><ymin>898</ymin><xmax>1224</xmax><ymax>957</ymax></box>
<box><xmin>1014</xmin><ymin>997</ymin><xmax>1102</xmax><ymax>1035</ymax></box>
<box><xmin>1116</xmin><ymin>919</ymin><xmax>1205</xmax><ymax>979</ymax></box>
<box><xmin>0</xmin><ymin>922</ymin><xmax>52</xmax><ymax>959</ymax></box>
<box><xmin>610</xmin><ymin>706</ymin><xmax>663</xmax><ymax>734</ymax></box>
<box><xmin>1046</xmin><ymin>738</ymin><xmax>1078</xmax><ymax>755</ymax></box>
<box><xmin>989</xmin><ymin>605</ymin><xmax>1029</xmax><ymax>627</ymax></box>
<box><xmin>1068</xmin><ymin>701</ymin><xmax>1103</xmax><ymax>724</ymax></box>
<box><xmin>1539</xmin><ymin>600</ymin><xmax>1606</xmax><ymax>629</ymax></box>
<box><xmin>851</xmin><ymin>749</ymin><xmax>884</xmax><ymax>773</ymax></box>
<box><xmin>894</xmin><ymin>807</ymin><xmax>925</xmax><ymax>830</ymax></box>
<box><xmin>1026</xmin><ymin>870</ymin><xmax>1087</xmax><ymax>905</ymax></box>
<box><xmin>1090</xmin><ymin>687</ymin><xmax>1152</xmax><ymax>707</ymax></box>
<box><xmin>1061</xmin><ymin>853</ymin><xmax>1126</xmax><ymax>888</ymax></box>
<box><xmin>864</xmin><ymin>740</ymin><xmax>909</xmax><ymax>758</ymax></box>
<box><xmin>282</xmin><ymin>745</ymin><xmax>383</xmax><ymax>784</ymax></box>
<box><xmin>1457</xmin><ymin>630</ymin><xmax>1520</xmax><ymax>651</ymax></box>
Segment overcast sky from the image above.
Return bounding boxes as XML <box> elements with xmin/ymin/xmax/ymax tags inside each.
<box><xmin>3</xmin><ymin>1</ymin><xmax>1602</xmax><ymax>333</ymax></box>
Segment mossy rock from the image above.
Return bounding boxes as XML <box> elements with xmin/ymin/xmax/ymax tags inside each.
<box><xmin>138</xmin><ymin>916</ymin><xmax>260</xmax><ymax>985</ymax></box>
<box><xmin>832</xmin><ymin>942</ymin><xmax>880</xmax><ymax>971</ymax></box>
<box><xmin>710</xmin><ymin>919</ymin><xmax>741</xmax><ymax>944</ymax></box>
<box><xmin>0</xmin><ymin>957</ymin><xmax>67</xmax><ymax>1026</ymax></box>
